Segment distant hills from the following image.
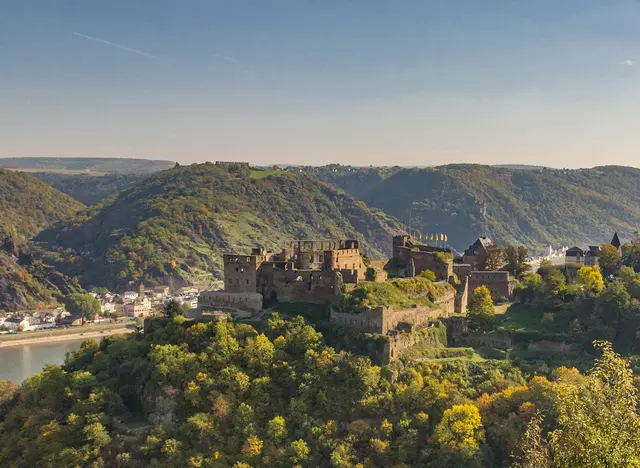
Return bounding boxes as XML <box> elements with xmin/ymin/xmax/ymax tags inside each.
<box><xmin>0</xmin><ymin>170</ymin><xmax>85</xmax><ymax>310</ymax></box>
<box><xmin>3</xmin><ymin>160</ymin><xmax>640</xmax><ymax>297</ymax></box>
<box><xmin>0</xmin><ymin>169</ymin><xmax>84</xmax><ymax>239</ymax></box>
<box><xmin>29</xmin><ymin>172</ymin><xmax>145</xmax><ymax>205</ymax></box>
<box><xmin>36</xmin><ymin>163</ymin><xmax>397</xmax><ymax>289</ymax></box>
<box><xmin>300</xmin><ymin>164</ymin><xmax>640</xmax><ymax>253</ymax></box>
<box><xmin>0</xmin><ymin>157</ymin><xmax>174</xmax><ymax>175</ymax></box>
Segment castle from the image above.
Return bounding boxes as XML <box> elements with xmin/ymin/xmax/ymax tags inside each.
<box><xmin>198</xmin><ymin>234</ymin><xmax>514</xmax><ymax>361</ymax></box>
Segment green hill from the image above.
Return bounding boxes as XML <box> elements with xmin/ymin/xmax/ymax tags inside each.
<box><xmin>0</xmin><ymin>169</ymin><xmax>85</xmax><ymax>240</ymax></box>
<box><xmin>304</xmin><ymin>164</ymin><xmax>640</xmax><ymax>253</ymax></box>
<box><xmin>36</xmin><ymin>162</ymin><xmax>397</xmax><ymax>289</ymax></box>
<box><xmin>29</xmin><ymin>173</ymin><xmax>146</xmax><ymax>205</ymax></box>
<box><xmin>0</xmin><ymin>157</ymin><xmax>174</xmax><ymax>175</ymax></box>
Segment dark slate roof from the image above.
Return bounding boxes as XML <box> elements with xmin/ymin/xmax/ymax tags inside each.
<box><xmin>611</xmin><ymin>232</ymin><xmax>621</xmax><ymax>249</ymax></box>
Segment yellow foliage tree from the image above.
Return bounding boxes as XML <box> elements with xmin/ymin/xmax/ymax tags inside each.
<box><xmin>576</xmin><ymin>265</ymin><xmax>604</xmax><ymax>293</ymax></box>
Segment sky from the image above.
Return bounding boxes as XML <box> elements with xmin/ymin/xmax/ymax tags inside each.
<box><xmin>2</xmin><ymin>1</ymin><xmax>640</xmax><ymax>168</ymax></box>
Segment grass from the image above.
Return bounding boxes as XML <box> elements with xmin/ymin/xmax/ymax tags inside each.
<box><xmin>413</xmin><ymin>347</ymin><xmax>486</xmax><ymax>362</ymax></box>
<box><xmin>495</xmin><ymin>302</ymin><xmax>558</xmax><ymax>333</ymax></box>
<box><xmin>249</xmin><ymin>169</ymin><xmax>283</xmax><ymax>179</ymax></box>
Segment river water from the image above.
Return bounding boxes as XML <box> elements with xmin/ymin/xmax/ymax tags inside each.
<box><xmin>0</xmin><ymin>338</ymin><xmax>94</xmax><ymax>383</ymax></box>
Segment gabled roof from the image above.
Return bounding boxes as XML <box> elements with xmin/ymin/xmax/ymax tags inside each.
<box><xmin>611</xmin><ymin>232</ymin><xmax>622</xmax><ymax>249</ymax></box>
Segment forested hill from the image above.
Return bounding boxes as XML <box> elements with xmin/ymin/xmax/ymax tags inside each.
<box><xmin>302</xmin><ymin>164</ymin><xmax>640</xmax><ymax>253</ymax></box>
<box><xmin>0</xmin><ymin>169</ymin><xmax>84</xmax><ymax>239</ymax></box>
<box><xmin>0</xmin><ymin>157</ymin><xmax>174</xmax><ymax>174</ymax></box>
<box><xmin>36</xmin><ymin>163</ymin><xmax>397</xmax><ymax>289</ymax></box>
<box><xmin>30</xmin><ymin>172</ymin><xmax>145</xmax><ymax>205</ymax></box>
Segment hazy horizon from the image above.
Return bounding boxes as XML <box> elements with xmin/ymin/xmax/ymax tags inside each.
<box><xmin>4</xmin><ymin>1</ymin><xmax>640</xmax><ymax>168</ymax></box>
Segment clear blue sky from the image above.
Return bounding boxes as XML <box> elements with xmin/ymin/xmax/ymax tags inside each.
<box><xmin>2</xmin><ymin>1</ymin><xmax>640</xmax><ymax>167</ymax></box>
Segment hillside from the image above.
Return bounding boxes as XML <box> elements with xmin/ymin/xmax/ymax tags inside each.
<box><xmin>30</xmin><ymin>173</ymin><xmax>145</xmax><ymax>205</ymax></box>
<box><xmin>304</xmin><ymin>164</ymin><xmax>640</xmax><ymax>253</ymax></box>
<box><xmin>36</xmin><ymin>163</ymin><xmax>397</xmax><ymax>288</ymax></box>
<box><xmin>0</xmin><ymin>169</ymin><xmax>84</xmax><ymax>240</ymax></box>
<box><xmin>0</xmin><ymin>241</ymin><xmax>83</xmax><ymax>311</ymax></box>
<box><xmin>0</xmin><ymin>157</ymin><xmax>174</xmax><ymax>175</ymax></box>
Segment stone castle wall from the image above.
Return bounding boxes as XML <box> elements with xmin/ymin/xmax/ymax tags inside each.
<box><xmin>223</xmin><ymin>254</ymin><xmax>261</xmax><ymax>293</ymax></box>
<box><xmin>198</xmin><ymin>291</ymin><xmax>263</xmax><ymax>314</ymax></box>
<box><xmin>469</xmin><ymin>271</ymin><xmax>513</xmax><ymax>301</ymax></box>
<box><xmin>330</xmin><ymin>287</ymin><xmax>456</xmax><ymax>334</ymax></box>
<box><xmin>258</xmin><ymin>266</ymin><xmax>344</xmax><ymax>304</ymax></box>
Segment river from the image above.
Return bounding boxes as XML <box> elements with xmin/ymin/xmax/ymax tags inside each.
<box><xmin>0</xmin><ymin>338</ymin><xmax>95</xmax><ymax>383</ymax></box>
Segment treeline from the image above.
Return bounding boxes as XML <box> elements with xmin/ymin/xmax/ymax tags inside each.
<box><xmin>0</xmin><ymin>315</ymin><xmax>638</xmax><ymax>467</ymax></box>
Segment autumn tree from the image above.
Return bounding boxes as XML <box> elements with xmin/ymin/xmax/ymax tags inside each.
<box><xmin>576</xmin><ymin>266</ymin><xmax>604</xmax><ymax>293</ymax></box>
<box><xmin>517</xmin><ymin>341</ymin><xmax>640</xmax><ymax>468</ymax></box>
<box><xmin>433</xmin><ymin>403</ymin><xmax>486</xmax><ymax>467</ymax></box>
<box><xmin>467</xmin><ymin>286</ymin><xmax>496</xmax><ymax>332</ymax></box>
<box><xmin>598</xmin><ymin>243</ymin><xmax>622</xmax><ymax>277</ymax></box>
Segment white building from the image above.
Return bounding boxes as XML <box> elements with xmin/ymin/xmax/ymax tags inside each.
<box><xmin>123</xmin><ymin>291</ymin><xmax>139</xmax><ymax>302</ymax></box>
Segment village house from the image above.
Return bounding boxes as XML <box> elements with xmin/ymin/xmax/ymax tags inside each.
<box><xmin>124</xmin><ymin>301</ymin><xmax>150</xmax><ymax>318</ymax></box>
<box><xmin>123</xmin><ymin>291</ymin><xmax>139</xmax><ymax>302</ymax></box>
<box><xmin>153</xmin><ymin>285</ymin><xmax>170</xmax><ymax>298</ymax></box>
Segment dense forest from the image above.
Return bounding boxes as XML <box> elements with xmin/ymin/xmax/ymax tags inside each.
<box><xmin>0</xmin><ymin>169</ymin><xmax>84</xmax><ymax>240</ymax></box>
<box><xmin>35</xmin><ymin>163</ymin><xmax>397</xmax><ymax>289</ymax></box>
<box><xmin>0</xmin><ymin>314</ymin><xmax>638</xmax><ymax>467</ymax></box>
<box><xmin>300</xmin><ymin>164</ymin><xmax>640</xmax><ymax>253</ymax></box>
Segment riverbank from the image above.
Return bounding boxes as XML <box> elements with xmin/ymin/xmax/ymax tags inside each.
<box><xmin>0</xmin><ymin>326</ymin><xmax>134</xmax><ymax>348</ymax></box>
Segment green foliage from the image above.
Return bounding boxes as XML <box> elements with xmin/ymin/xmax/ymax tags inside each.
<box><xmin>36</xmin><ymin>163</ymin><xmax>396</xmax><ymax>287</ymax></box>
<box><xmin>467</xmin><ymin>286</ymin><xmax>496</xmax><ymax>332</ymax></box>
<box><xmin>598</xmin><ymin>243</ymin><xmax>622</xmax><ymax>277</ymax></box>
<box><xmin>31</xmin><ymin>172</ymin><xmax>145</xmax><ymax>205</ymax></box>
<box><xmin>504</xmin><ymin>245</ymin><xmax>531</xmax><ymax>277</ymax></box>
<box><xmin>517</xmin><ymin>342</ymin><xmax>640</xmax><ymax>468</ymax></box>
<box><xmin>164</xmin><ymin>299</ymin><xmax>189</xmax><ymax>318</ymax></box>
<box><xmin>64</xmin><ymin>293</ymin><xmax>101</xmax><ymax>320</ymax></box>
<box><xmin>305</xmin><ymin>164</ymin><xmax>640</xmax><ymax>254</ymax></box>
<box><xmin>340</xmin><ymin>278</ymin><xmax>449</xmax><ymax>312</ymax></box>
<box><xmin>0</xmin><ymin>169</ymin><xmax>84</xmax><ymax>240</ymax></box>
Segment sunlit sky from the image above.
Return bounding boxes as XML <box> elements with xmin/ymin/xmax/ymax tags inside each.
<box><xmin>3</xmin><ymin>1</ymin><xmax>640</xmax><ymax>167</ymax></box>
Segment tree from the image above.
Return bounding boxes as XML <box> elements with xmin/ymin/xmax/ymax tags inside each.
<box><xmin>517</xmin><ymin>342</ymin><xmax>640</xmax><ymax>468</ymax></box>
<box><xmin>576</xmin><ymin>266</ymin><xmax>604</xmax><ymax>293</ymax></box>
<box><xmin>504</xmin><ymin>245</ymin><xmax>531</xmax><ymax>277</ymax></box>
<box><xmin>467</xmin><ymin>286</ymin><xmax>495</xmax><ymax>332</ymax></box>
<box><xmin>598</xmin><ymin>244</ymin><xmax>621</xmax><ymax>277</ymax></box>
<box><xmin>0</xmin><ymin>380</ymin><xmax>18</xmax><ymax>404</ymax></box>
<box><xmin>164</xmin><ymin>299</ymin><xmax>188</xmax><ymax>318</ymax></box>
<box><xmin>481</xmin><ymin>246</ymin><xmax>505</xmax><ymax>271</ymax></box>
<box><xmin>434</xmin><ymin>403</ymin><xmax>486</xmax><ymax>464</ymax></box>
<box><xmin>64</xmin><ymin>293</ymin><xmax>101</xmax><ymax>323</ymax></box>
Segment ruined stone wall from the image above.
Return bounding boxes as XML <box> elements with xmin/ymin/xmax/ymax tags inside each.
<box><xmin>198</xmin><ymin>291</ymin><xmax>263</xmax><ymax>313</ymax></box>
<box><xmin>453</xmin><ymin>264</ymin><xmax>472</xmax><ymax>281</ymax></box>
<box><xmin>258</xmin><ymin>267</ymin><xmax>343</xmax><ymax>304</ymax></box>
<box><xmin>367</xmin><ymin>260</ymin><xmax>389</xmax><ymax>282</ymax></box>
<box><xmin>224</xmin><ymin>254</ymin><xmax>261</xmax><ymax>293</ymax></box>
<box><xmin>392</xmin><ymin>247</ymin><xmax>453</xmax><ymax>281</ymax></box>
<box><xmin>330</xmin><ymin>288</ymin><xmax>456</xmax><ymax>334</ymax></box>
<box><xmin>469</xmin><ymin>271</ymin><xmax>513</xmax><ymax>301</ymax></box>
<box><xmin>383</xmin><ymin>323</ymin><xmax>448</xmax><ymax>363</ymax></box>
<box><xmin>453</xmin><ymin>277</ymin><xmax>469</xmax><ymax>314</ymax></box>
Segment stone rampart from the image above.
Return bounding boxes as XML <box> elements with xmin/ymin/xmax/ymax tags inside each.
<box><xmin>330</xmin><ymin>287</ymin><xmax>455</xmax><ymax>334</ymax></box>
<box><xmin>198</xmin><ymin>291</ymin><xmax>263</xmax><ymax>314</ymax></box>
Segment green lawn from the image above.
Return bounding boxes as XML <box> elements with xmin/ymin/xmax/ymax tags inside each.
<box><xmin>249</xmin><ymin>169</ymin><xmax>283</xmax><ymax>179</ymax></box>
<box><xmin>495</xmin><ymin>303</ymin><xmax>554</xmax><ymax>332</ymax></box>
